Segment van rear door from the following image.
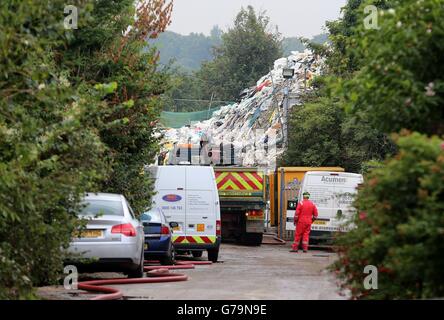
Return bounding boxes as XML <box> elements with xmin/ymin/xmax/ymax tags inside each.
<box><xmin>185</xmin><ymin>167</ymin><xmax>217</xmax><ymax>244</ymax></box>
<box><xmin>303</xmin><ymin>173</ymin><xmax>335</xmax><ymax>220</ymax></box>
<box><xmin>332</xmin><ymin>173</ymin><xmax>363</xmax><ymax>228</ymax></box>
<box><xmin>154</xmin><ymin>166</ymin><xmax>186</xmax><ymax>239</ymax></box>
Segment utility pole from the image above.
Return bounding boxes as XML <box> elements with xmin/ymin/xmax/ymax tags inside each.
<box><xmin>282</xmin><ymin>85</ymin><xmax>289</xmax><ymax>151</ymax></box>
<box><xmin>207</xmin><ymin>92</ymin><xmax>214</xmax><ymax>119</ymax></box>
<box><xmin>282</xmin><ymin>62</ymin><xmax>294</xmax><ymax>151</ymax></box>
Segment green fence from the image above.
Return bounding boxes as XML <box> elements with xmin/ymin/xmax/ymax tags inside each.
<box><xmin>160</xmin><ymin>106</ymin><xmax>223</xmax><ymax>128</ymax></box>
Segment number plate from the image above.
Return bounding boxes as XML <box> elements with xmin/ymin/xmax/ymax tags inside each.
<box><xmin>197</xmin><ymin>224</ymin><xmax>205</xmax><ymax>232</ymax></box>
<box><xmin>313</xmin><ymin>220</ymin><xmax>327</xmax><ymax>225</ymax></box>
<box><xmin>73</xmin><ymin>229</ymin><xmax>103</xmax><ymax>238</ymax></box>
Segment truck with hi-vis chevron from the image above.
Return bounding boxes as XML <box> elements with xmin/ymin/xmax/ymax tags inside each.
<box><xmin>214</xmin><ymin>167</ymin><xmax>266</xmax><ymax>246</ymax></box>
<box><xmin>150</xmin><ymin>141</ymin><xmax>267</xmax><ymax>262</ymax></box>
<box><xmin>149</xmin><ymin>165</ymin><xmax>265</xmax><ymax>264</ymax></box>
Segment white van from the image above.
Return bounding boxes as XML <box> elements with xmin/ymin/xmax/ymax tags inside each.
<box><xmin>151</xmin><ymin>166</ymin><xmax>221</xmax><ymax>262</ymax></box>
<box><xmin>297</xmin><ymin>171</ymin><xmax>364</xmax><ymax>241</ymax></box>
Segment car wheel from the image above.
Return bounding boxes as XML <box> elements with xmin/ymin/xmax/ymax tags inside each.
<box><xmin>160</xmin><ymin>244</ymin><xmax>175</xmax><ymax>265</ymax></box>
<box><xmin>207</xmin><ymin>247</ymin><xmax>219</xmax><ymax>262</ymax></box>
<box><xmin>191</xmin><ymin>251</ymin><xmax>203</xmax><ymax>258</ymax></box>
<box><xmin>128</xmin><ymin>250</ymin><xmax>144</xmax><ymax>278</ymax></box>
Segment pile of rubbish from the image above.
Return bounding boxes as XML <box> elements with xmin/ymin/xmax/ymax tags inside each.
<box><xmin>157</xmin><ymin>50</ymin><xmax>323</xmax><ymax>169</ymax></box>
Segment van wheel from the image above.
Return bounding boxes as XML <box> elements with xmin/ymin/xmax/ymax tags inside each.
<box><xmin>192</xmin><ymin>251</ymin><xmax>203</xmax><ymax>258</ymax></box>
<box><xmin>207</xmin><ymin>247</ymin><xmax>219</xmax><ymax>262</ymax></box>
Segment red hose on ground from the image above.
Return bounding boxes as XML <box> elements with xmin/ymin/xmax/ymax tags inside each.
<box><xmin>78</xmin><ymin>259</ymin><xmax>211</xmax><ymax>300</ymax></box>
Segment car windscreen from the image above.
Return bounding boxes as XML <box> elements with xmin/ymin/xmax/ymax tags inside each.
<box><xmin>80</xmin><ymin>199</ymin><xmax>124</xmax><ymax>216</ymax></box>
<box><xmin>140</xmin><ymin>210</ymin><xmax>162</xmax><ymax>223</ymax></box>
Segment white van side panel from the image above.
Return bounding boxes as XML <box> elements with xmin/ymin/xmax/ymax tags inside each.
<box><xmin>185</xmin><ymin>167</ymin><xmax>218</xmax><ymax>239</ymax></box>
<box><xmin>299</xmin><ymin>171</ymin><xmax>363</xmax><ymax>232</ymax></box>
<box><xmin>303</xmin><ymin>174</ymin><xmax>335</xmax><ymax>219</ymax></box>
<box><xmin>153</xmin><ymin>166</ymin><xmax>220</xmax><ymax>245</ymax></box>
<box><xmin>154</xmin><ymin>166</ymin><xmax>186</xmax><ymax>236</ymax></box>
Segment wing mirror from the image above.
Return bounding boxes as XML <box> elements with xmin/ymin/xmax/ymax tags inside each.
<box><xmin>169</xmin><ymin>222</ymin><xmax>179</xmax><ymax>228</ymax></box>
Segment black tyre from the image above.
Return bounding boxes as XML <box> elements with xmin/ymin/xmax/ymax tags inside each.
<box><xmin>191</xmin><ymin>251</ymin><xmax>203</xmax><ymax>258</ymax></box>
<box><xmin>160</xmin><ymin>245</ymin><xmax>175</xmax><ymax>265</ymax></box>
<box><xmin>128</xmin><ymin>251</ymin><xmax>144</xmax><ymax>278</ymax></box>
<box><xmin>207</xmin><ymin>247</ymin><xmax>219</xmax><ymax>262</ymax></box>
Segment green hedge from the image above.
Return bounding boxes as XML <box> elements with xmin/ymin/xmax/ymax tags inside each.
<box><xmin>333</xmin><ymin>132</ymin><xmax>444</xmax><ymax>299</ymax></box>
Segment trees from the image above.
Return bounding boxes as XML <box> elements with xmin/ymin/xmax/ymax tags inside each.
<box><xmin>283</xmin><ymin>0</ymin><xmax>396</xmax><ymax>174</ymax></box>
<box><xmin>197</xmin><ymin>6</ymin><xmax>282</xmax><ymax>101</ymax></box>
<box><xmin>282</xmin><ymin>101</ymin><xmax>394</xmax><ymax>173</ymax></box>
<box><xmin>0</xmin><ymin>0</ymin><xmax>106</xmax><ymax>298</ymax></box>
<box><xmin>333</xmin><ymin>132</ymin><xmax>444</xmax><ymax>299</ymax></box>
<box><xmin>323</xmin><ymin>0</ymin><xmax>444</xmax><ymax>299</ymax></box>
<box><xmin>0</xmin><ymin>0</ymin><xmax>172</xmax><ymax>298</ymax></box>
<box><xmin>62</xmin><ymin>0</ymin><xmax>173</xmax><ymax>213</ymax></box>
<box><xmin>341</xmin><ymin>0</ymin><xmax>444</xmax><ymax>135</ymax></box>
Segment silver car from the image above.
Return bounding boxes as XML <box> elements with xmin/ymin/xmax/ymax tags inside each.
<box><xmin>67</xmin><ymin>193</ymin><xmax>145</xmax><ymax>278</ymax></box>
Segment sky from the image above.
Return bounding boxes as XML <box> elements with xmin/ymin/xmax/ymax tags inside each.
<box><xmin>167</xmin><ymin>0</ymin><xmax>348</xmax><ymax>38</ymax></box>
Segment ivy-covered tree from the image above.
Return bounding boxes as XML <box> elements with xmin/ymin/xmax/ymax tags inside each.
<box><xmin>333</xmin><ymin>132</ymin><xmax>444</xmax><ymax>299</ymax></box>
<box><xmin>327</xmin><ymin>0</ymin><xmax>444</xmax><ymax>299</ymax></box>
<box><xmin>197</xmin><ymin>6</ymin><xmax>282</xmax><ymax>100</ymax></box>
<box><xmin>0</xmin><ymin>0</ymin><xmax>173</xmax><ymax>299</ymax></box>
<box><xmin>0</xmin><ymin>0</ymin><xmax>107</xmax><ymax>298</ymax></box>
<box><xmin>62</xmin><ymin>0</ymin><xmax>173</xmax><ymax>213</ymax></box>
<box><xmin>340</xmin><ymin>0</ymin><xmax>444</xmax><ymax>135</ymax></box>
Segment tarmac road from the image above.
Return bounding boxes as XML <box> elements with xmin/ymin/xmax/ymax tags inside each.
<box><xmin>37</xmin><ymin>243</ymin><xmax>347</xmax><ymax>300</ymax></box>
<box><xmin>115</xmin><ymin>243</ymin><xmax>346</xmax><ymax>300</ymax></box>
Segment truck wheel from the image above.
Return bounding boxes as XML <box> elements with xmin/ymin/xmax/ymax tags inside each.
<box><xmin>242</xmin><ymin>233</ymin><xmax>263</xmax><ymax>246</ymax></box>
<box><xmin>207</xmin><ymin>247</ymin><xmax>219</xmax><ymax>262</ymax></box>
<box><xmin>192</xmin><ymin>251</ymin><xmax>203</xmax><ymax>258</ymax></box>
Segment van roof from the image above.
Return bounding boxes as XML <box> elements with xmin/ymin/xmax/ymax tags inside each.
<box><xmin>278</xmin><ymin>167</ymin><xmax>345</xmax><ymax>173</ymax></box>
<box><xmin>84</xmin><ymin>192</ymin><xmax>124</xmax><ymax>201</ymax></box>
<box><xmin>305</xmin><ymin>171</ymin><xmax>363</xmax><ymax>178</ymax></box>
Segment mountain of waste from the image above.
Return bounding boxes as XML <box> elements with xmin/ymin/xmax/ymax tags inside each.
<box><xmin>158</xmin><ymin>50</ymin><xmax>323</xmax><ymax>169</ymax></box>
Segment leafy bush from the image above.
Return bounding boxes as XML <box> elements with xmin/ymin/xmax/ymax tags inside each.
<box><xmin>0</xmin><ymin>0</ymin><xmax>171</xmax><ymax>299</ymax></box>
<box><xmin>0</xmin><ymin>0</ymin><xmax>106</xmax><ymax>298</ymax></box>
<box><xmin>333</xmin><ymin>132</ymin><xmax>444</xmax><ymax>299</ymax></box>
<box><xmin>341</xmin><ymin>0</ymin><xmax>444</xmax><ymax>135</ymax></box>
<box><xmin>282</xmin><ymin>100</ymin><xmax>394</xmax><ymax>172</ymax></box>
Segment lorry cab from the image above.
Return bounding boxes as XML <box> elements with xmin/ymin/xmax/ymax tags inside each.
<box><xmin>297</xmin><ymin>171</ymin><xmax>364</xmax><ymax>242</ymax></box>
<box><xmin>151</xmin><ymin>166</ymin><xmax>221</xmax><ymax>262</ymax></box>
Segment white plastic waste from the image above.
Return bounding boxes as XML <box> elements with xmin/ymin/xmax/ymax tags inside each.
<box><xmin>159</xmin><ymin>50</ymin><xmax>323</xmax><ymax>170</ymax></box>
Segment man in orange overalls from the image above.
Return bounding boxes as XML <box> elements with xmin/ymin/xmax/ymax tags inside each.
<box><xmin>290</xmin><ymin>192</ymin><xmax>318</xmax><ymax>253</ymax></box>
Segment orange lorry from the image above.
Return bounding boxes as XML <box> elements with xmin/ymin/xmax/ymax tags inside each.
<box><xmin>268</xmin><ymin>167</ymin><xmax>345</xmax><ymax>239</ymax></box>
